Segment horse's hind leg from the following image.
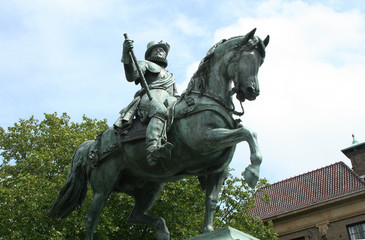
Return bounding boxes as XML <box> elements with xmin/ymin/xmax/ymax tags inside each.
<box><xmin>202</xmin><ymin>168</ymin><xmax>229</xmax><ymax>233</ymax></box>
<box><xmin>85</xmin><ymin>155</ymin><xmax>120</xmax><ymax>240</ymax></box>
<box><xmin>127</xmin><ymin>182</ymin><xmax>170</xmax><ymax>240</ymax></box>
<box><xmin>85</xmin><ymin>190</ymin><xmax>110</xmax><ymax>240</ymax></box>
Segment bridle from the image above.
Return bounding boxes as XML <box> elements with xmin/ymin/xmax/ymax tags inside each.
<box><xmin>227</xmin><ymin>37</ymin><xmax>264</xmax><ymax>116</ymax></box>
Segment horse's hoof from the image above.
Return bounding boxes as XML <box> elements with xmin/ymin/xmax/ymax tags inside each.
<box><xmin>243</xmin><ymin>166</ymin><xmax>259</xmax><ymax>188</ymax></box>
<box><xmin>156</xmin><ymin>231</ymin><xmax>170</xmax><ymax>240</ymax></box>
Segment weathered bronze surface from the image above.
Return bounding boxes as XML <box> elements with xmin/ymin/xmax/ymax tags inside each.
<box><xmin>49</xmin><ymin>28</ymin><xmax>269</xmax><ymax>240</ymax></box>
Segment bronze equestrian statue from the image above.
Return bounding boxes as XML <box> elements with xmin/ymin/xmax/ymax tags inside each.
<box><xmin>49</xmin><ymin>28</ymin><xmax>269</xmax><ymax>240</ymax></box>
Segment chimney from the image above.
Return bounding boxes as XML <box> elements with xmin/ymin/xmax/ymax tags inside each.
<box><xmin>341</xmin><ymin>135</ymin><xmax>365</xmax><ymax>179</ymax></box>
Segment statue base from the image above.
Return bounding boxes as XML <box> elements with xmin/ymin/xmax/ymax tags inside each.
<box><xmin>185</xmin><ymin>226</ymin><xmax>259</xmax><ymax>240</ymax></box>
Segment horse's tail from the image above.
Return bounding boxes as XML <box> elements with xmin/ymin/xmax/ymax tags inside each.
<box><xmin>48</xmin><ymin>140</ymin><xmax>93</xmax><ymax>219</ymax></box>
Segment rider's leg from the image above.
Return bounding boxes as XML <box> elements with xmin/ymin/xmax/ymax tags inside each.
<box><xmin>146</xmin><ymin>114</ymin><xmax>173</xmax><ymax>166</ymax></box>
<box><xmin>138</xmin><ymin>89</ymin><xmax>175</xmax><ymax>166</ymax></box>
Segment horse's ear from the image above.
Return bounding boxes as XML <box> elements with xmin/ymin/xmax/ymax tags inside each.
<box><xmin>241</xmin><ymin>28</ymin><xmax>257</xmax><ymax>45</ymax></box>
<box><xmin>263</xmin><ymin>35</ymin><xmax>270</xmax><ymax>47</ymax></box>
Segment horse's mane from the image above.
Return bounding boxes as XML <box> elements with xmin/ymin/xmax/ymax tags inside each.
<box><xmin>183</xmin><ymin>35</ymin><xmax>266</xmax><ymax>97</ymax></box>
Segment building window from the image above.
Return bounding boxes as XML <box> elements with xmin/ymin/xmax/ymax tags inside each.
<box><xmin>347</xmin><ymin>222</ymin><xmax>365</xmax><ymax>240</ymax></box>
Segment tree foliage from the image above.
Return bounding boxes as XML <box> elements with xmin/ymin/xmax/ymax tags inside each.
<box><xmin>0</xmin><ymin>113</ymin><xmax>277</xmax><ymax>240</ymax></box>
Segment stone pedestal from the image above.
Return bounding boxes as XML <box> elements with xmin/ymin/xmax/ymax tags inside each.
<box><xmin>185</xmin><ymin>227</ymin><xmax>259</xmax><ymax>240</ymax></box>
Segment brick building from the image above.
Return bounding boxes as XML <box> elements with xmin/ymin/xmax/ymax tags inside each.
<box><xmin>251</xmin><ymin>138</ymin><xmax>365</xmax><ymax>240</ymax></box>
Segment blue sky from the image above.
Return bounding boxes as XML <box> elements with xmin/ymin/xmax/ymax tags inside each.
<box><xmin>1</xmin><ymin>0</ymin><xmax>365</xmax><ymax>183</ymax></box>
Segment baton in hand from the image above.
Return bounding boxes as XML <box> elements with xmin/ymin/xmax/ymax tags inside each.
<box><xmin>123</xmin><ymin>33</ymin><xmax>153</xmax><ymax>100</ymax></box>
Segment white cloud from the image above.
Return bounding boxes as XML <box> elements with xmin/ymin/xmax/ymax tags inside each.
<box><xmin>0</xmin><ymin>0</ymin><xmax>131</xmax><ymax>127</ymax></box>
<box><xmin>13</xmin><ymin>0</ymin><xmax>115</xmax><ymax>20</ymax></box>
<box><xmin>176</xmin><ymin>60</ymin><xmax>200</xmax><ymax>94</ymax></box>
<box><xmin>173</xmin><ymin>14</ymin><xmax>207</xmax><ymax>36</ymax></box>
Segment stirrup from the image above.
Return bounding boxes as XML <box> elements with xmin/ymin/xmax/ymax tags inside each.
<box><xmin>146</xmin><ymin>142</ymin><xmax>174</xmax><ymax>166</ymax></box>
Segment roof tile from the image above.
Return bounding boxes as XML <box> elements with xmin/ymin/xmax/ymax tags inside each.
<box><xmin>251</xmin><ymin>162</ymin><xmax>365</xmax><ymax>219</ymax></box>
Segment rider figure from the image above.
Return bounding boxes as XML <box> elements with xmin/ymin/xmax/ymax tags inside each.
<box><xmin>119</xmin><ymin>39</ymin><xmax>178</xmax><ymax>166</ymax></box>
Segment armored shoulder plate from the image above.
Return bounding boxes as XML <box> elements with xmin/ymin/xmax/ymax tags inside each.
<box><xmin>138</xmin><ymin>60</ymin><xmax>163</xmax><ymax>74</ymax></box>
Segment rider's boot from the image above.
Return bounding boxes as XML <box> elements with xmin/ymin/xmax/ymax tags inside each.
<box><xmin>146</xmin><ymin>116</ymin><xmax>174</xmax><ymax>166</ymax></box>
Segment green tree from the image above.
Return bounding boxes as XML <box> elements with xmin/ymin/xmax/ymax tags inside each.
<box><xmin>0</xmin><ymin>113</ymin><xmax>277</xmax><ymax>240</ymax></box>
<box><xmin>216</xmin><ymin>174</ymin><xmax>277</xmax><ymax>240</ymax></box>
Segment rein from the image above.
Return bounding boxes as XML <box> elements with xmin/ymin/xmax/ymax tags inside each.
<box><xmin>228</xmin><ymin>49</ymin><xmax>245</xmax><ymax>117</ymax></box>
<box><xmin>189</xmin><ymin>90</ymin><xmax>244</xmax><ymax>117</ymax></box>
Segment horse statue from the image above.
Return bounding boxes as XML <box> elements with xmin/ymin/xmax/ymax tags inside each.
<box><xmin>49</xmin><ymin>28</ymin><xmax>269</xmax><ymax>240</ymax></box>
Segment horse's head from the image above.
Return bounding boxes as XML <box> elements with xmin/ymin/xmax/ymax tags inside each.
<box><xmin>211</xmin><ymin>29</ymin><xmax>269</xmax><ymax>102</ymax></box>
<box><xmin>185</xmin><ymin>29</ymin><xmax>269</xmax><ymax>110</ymax></box>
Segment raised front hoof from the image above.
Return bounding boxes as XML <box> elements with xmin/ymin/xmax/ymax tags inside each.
<box><xmin>243</xmin><ymin>166</ymin><xmax>259</xmax><ymax>188</ymax></box>
<box><xmin>156</xmin><ymin>230</ymin><xmax>170</xmax><ymax>240</ymax></box>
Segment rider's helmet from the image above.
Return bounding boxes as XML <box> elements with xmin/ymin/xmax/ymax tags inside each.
<box><xmin>145</xmin><ymin>40</ymin><xmax>170</xmax><ymax>67</ymax></box>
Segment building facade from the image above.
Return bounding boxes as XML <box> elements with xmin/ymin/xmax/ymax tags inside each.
<box><xmin>251</xmin><ymin>140</ymin><xmax>365</xmax><ymax>240</ymax></box>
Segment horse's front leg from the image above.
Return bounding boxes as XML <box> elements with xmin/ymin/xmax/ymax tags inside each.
<box><xmin>201</xmin><ymin>168</ymin><xmax>229</xmax><ymax>233</ymax></box>
<box><xmin>201</xmin><ymin>125</ymin><xmax>262</xmax><ymax>188</ymax></box>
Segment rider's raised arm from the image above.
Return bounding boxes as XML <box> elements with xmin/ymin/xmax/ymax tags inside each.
<box><xmin>121</xmin><ymin>39</ymin><xmax>146</xmax><ymax>84</ymax></box>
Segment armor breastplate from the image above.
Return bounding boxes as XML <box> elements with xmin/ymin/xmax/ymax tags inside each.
<box><xmin>139</xmin><ymin>60</ymin><xmax>175</xmax><ymax>90</ymax></box>
<box><xmin>145</xmin><ymin>68</ymin><xmax>168</xmax><ymax>85</ymax></box>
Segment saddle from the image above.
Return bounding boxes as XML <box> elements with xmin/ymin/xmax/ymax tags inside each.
<box><xmin>119</xmin><ymin>118</ymin><xmax>147</xmax><ymax>143</ymax></box>
<box><xmin>115</xmin><ymin>95</ymin><xmax>177</xmax><ymax>142</ymax></box>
